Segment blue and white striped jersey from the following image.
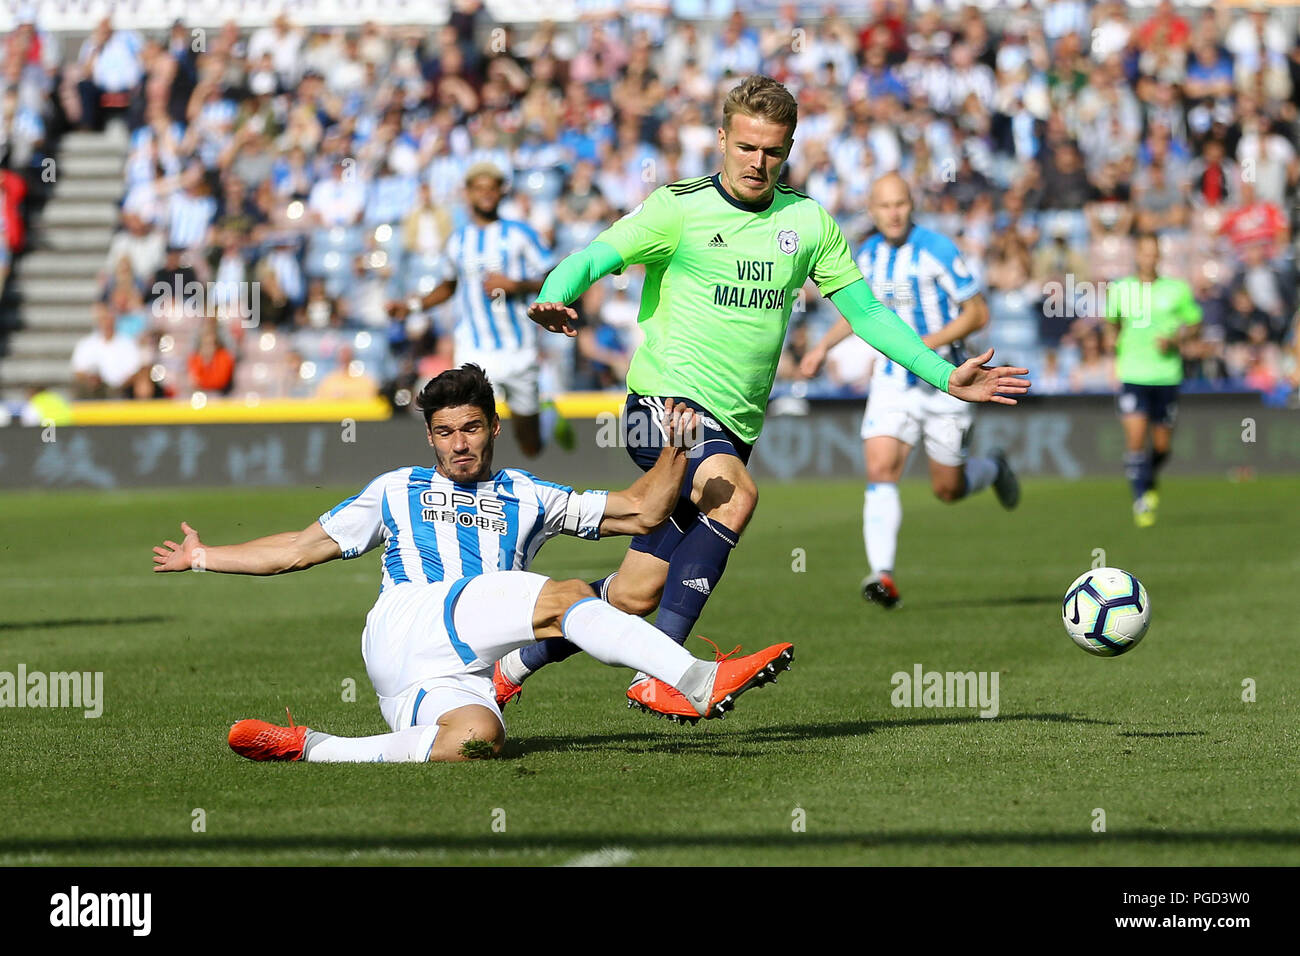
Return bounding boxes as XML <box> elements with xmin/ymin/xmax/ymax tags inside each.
<box><xmin>856</xmin><ymin>223</ymin><xmax>980</xmax><ymax>391</ymax></box>
<box><xmin>318</xmin><ymin>466</ymin><xmax>608</xmax><ymax>594</ymax></box>
<box><xmin>444</xmin><ymin>219</ymin><xmax>553</xmax><ymax>353</ymax></box>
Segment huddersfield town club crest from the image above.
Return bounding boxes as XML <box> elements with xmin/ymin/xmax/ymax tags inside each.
<box><xmin>777</xmin><ymin>229</ymin><xmax>799</xmax><ymax>254</ymax></box>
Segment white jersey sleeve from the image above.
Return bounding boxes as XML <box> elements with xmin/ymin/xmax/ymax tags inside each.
<box><xmin>317</xmin><ymin>473</ymin><xmax>393</xmax><ymax>559</ymax></box>
<box><xmin>531</xmin><ymin>476</ymin><xmax>609</xmax><ymax>542</ymax></box>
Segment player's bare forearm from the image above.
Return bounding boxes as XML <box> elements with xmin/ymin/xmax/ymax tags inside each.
<box><xmin>922</xmin><ymin>294</ymin><xmax>988</xmax><ymax>350</ymax></box>
<box><xmin>411</xmin><ymin>279</ymin><xmax>455</xmax><ymax>311</ymax></box>
<box><xmin>152</xmin><ymin>521</ymin><xmax>341</xmax><ymax>575</ymax></box>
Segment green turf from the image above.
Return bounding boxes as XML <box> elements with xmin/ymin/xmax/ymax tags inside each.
<box><xmin>1</xmin><ymin>475</ymin><xmax>1297</xmax><ymax>866</ymax></box>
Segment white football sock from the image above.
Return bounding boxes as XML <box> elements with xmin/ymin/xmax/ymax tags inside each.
<box><xmin>303</xmin><ymin>725</ymin><xmax>439</xmax><ymax>763</ymax></box>
<box><xmin>864</xmin><ymin>482</ymin><xmax>901</xmax><ymax>574</ymax></box>
<box><xmin>562</xmin><ymin>598</ymin><xmax>700</xmax><ymax>690</ymax></box>
<box><xmin>499</xmin><ymin>648</ymin><xmax>531</xmax><ymax>684</ymax></box>
<box><xmin>963</xmin><ymin>457</ymin><xmax>999</xmax><ymax>497</ymax></box>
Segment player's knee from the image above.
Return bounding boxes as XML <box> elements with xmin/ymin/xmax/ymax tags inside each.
<box><xmin>933</xmin><ymin>482</ymin><xmax>963</xmax><ymax>503</ymax></box>
<box><xmin>613</xmin><ymin>587</ymin><xmax>660</xmax><ymax>617</ymax></box>
<box><xmin>560</xmin><ymin>578</ymin><xmax>597</xmax><ymax>613</ymax></box>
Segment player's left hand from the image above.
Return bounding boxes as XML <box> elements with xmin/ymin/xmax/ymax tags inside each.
<box><xmin>946</xmin><ymin>348</ymin><xmax>1031</xmax><ymax>406</ymax></box>
<box><xmin>152</xmin><ymin>521</ymin><xmax>204</xmax><ymax>572</ymax></box>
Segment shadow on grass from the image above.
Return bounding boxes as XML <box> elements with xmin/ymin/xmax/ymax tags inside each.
<box><xmin>0</xmin><ymin>615</ymin><xmax>172</xmax><ymax>631</ymax></box>
<box><xmin>1118</xmin><ymin>731</ymin><xmax>1205</xmax><ymax>738</ymax></box>
<box><xmin>502</xmin><ymin>711</ymin><xmax>1114</xmax><ymax>758</ymax></box>
<box><xmin>904</xmin><ymin>594</ymin><xmax>1061</xmax><ymax>611</ymax></box>
<box><xmin>4</xmin><ymin>828</ymin><xmax>1299</xmax><ymax>857</ymax></box>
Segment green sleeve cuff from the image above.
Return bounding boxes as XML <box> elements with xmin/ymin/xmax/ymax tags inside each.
<box><xmin>829</xmin><ymin>279</ymin><xmax>955</xmax><ymax>392</ymax></box>
<box><xmin>536</xmin><ymin>241</ymin><xmax>625</xmax><ymax>305</ymax></box>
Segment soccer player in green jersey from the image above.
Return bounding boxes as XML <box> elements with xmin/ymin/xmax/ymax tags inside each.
<box><xmin>1104</xmin><ymin>232</ymin><xmax>1202</xmax><ymax>527</ymax></box>
<box><xmin>495</xmin><ymin>75</ymin><xmax>1030</xmax><ymax>720</ymax></box>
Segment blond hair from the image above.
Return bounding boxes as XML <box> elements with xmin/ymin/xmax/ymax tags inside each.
<box><xmin>721</xmin><ymin>75</ymin><xmax>798</xmax><ymax>132</ymax></box>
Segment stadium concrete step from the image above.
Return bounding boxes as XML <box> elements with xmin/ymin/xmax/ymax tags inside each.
<box><xmin>53</xmin><ymin>154</ymin><xmax>127</xmax><ymax>178</ymax></box>
<box><xmin>14</xmin><ymin>251</ymin><xmax>108</xmax><ymax>278</ymax></box>
<box><xmin>0</xmin><ymin>357</ymin><xmax>74</xmax><ymax>389</ymax></box>
<box><xmin>60</xmin><ymin>128</ymin><xmax>130</xmax><ymax>153</ymax></box>
<box><xmin>3</xmin><ymin>330</ymin><xmax>85</xmax><ymax>357</ymax></box>
<box><xmin>31</xmin><ymin>226</ymin><xmax>117</xmax><ymax>252</ymax></box>
<box><xmin>7</xmin><ymin>305</ymin><xmax>92</xmax><ymax>331</ymax></box>
<box><xmin>39</xmin><ymin>200</ymin><xmax>120</xmax><ymax>228</ymax></box>
<box><xmin>15</xmin><ymin>278</ymin><xmax>102</xmax><ymax>303</ymax></box>
<box><xmin>49</xmin><ymin>178</ymin><xmax>128</xmax><ymax>202</ymax></box>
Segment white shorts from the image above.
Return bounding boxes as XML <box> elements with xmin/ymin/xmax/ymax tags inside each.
<box><xmin>361</xmin><ymin>570</ymin><xmax>550</xmax><ymax>733</ymax></box>
<box><xmin>454</xmin><ymin>344</ymin><xmax>540</xmax><ymax>417</ymax></box>
<box><xmin>861</xmin><ymin>385</ymin><xmax>973</xmax><ymax>468</ymax></box>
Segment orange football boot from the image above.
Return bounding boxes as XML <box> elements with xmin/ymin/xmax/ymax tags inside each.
<box><xmin>227</xmin><ymin>708</ymin><xmax>308</xmax><ymax>762</ymax></box>
<box><xmin>627</xmin><ymin>638</ymin><xmax>794</xmax><ymax>724</ymax></box>
<box><xmin>492</xmin><ymin>661</ymin><xmax>524</xmax><ymax>710</ymax></box>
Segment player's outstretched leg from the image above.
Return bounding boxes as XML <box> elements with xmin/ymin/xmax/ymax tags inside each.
<box><xmin>494</xmin><ymin>574</ymin><xmax>619</xmax><ymax>708</ymax></box>
<box><xmin>537</xmin><ymin>579</ymin><xmax>791</xmax><ymax>724</ymax></box>
<box><xmin>227</xmin><ymin>706</ymin><xmax>505</xmax><ymax>763</ymax></box>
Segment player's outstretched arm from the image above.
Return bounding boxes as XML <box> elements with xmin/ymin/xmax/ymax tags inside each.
<box><xmin>527</xmin><ymin>240</ymin><xmax>625</xmax><ymax>337</ymax></box>
<box><xmin>828</xmin><ymin>279</ymin><xmax>1030</xmax><ymax>403</ymax></box>
<box><xmin>945</xmin><ymin>348</ymin><xmax>1032</xmax><ymax>406</ymax></box>
<box><xmin>598</xmin><ymin>399</ymin><xmax>698</xmax><ymax>536</ymax></box>
<box><xmin>152</xmin><ymin>520</ymin><xmax>342</xmax><ymax>575</ymax></box>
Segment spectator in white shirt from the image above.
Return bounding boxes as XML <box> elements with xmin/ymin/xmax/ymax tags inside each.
<box><xmin>308</xmin><ymin>159</ymin><xmax>366</xmax><ymax>227</ymax></box>
<box><xmin>71</xmin><ymin>304</ymin><xmax>145</xmax><ymax>398</ymax></box>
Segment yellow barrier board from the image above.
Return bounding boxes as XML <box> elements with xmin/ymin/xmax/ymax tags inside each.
<box><xmin>67</xmin><ymin>392</ymin><xmax>630</xmax><ymax>426</ymax></box>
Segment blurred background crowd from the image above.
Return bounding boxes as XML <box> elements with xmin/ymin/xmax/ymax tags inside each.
<box><xmin>3</xmin><ymin>0</ymin><xmax>1299</xmax><ymax>410</ymax></box>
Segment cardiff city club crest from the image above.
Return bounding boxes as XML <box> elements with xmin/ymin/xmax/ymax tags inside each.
<box><xmin>776</xmin><ymin>229</ymin><xmax>799</xmax><ymax>254</ymax></box>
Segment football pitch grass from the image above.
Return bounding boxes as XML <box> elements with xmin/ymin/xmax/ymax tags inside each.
<box><xmin>1</xmin><ymin>475</ymin><xmax>1296</xmax><ymax>867</ymax></box>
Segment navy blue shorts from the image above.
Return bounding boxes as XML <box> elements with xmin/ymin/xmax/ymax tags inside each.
<box><xmin>623</xmin><ymin>392</ymin><xmax>753</xmax><ymax>558</ymax></box>
<box><xmin>1117</xmin><ymin>383</ymin><xmax>1180</xmax><ymax>426</ymax></box>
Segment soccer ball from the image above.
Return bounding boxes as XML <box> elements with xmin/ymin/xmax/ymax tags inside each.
<box><xmin>1061</xmin><ymin>567</ymin><xmax>1150</xmax><ymax>657</ymax></box>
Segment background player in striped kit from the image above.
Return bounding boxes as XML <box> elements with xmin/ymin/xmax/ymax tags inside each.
<box><xmin>502</xmin><ymin>76</ymin><xmax>1029</xmax><ymax>716</ymax></box>
<box><xmin>151</xmin><ymin>364</ymin><xmax>792</xmax><ymax>763</ymax></box>
<box><xmin>404</xmin><ymin>162</ymin><xmax>571</xmax><ymax>458</ymax></box>
<box><xmin>803</xmin><ymin>173</ymin><xmax>1020</xmax><ymax>609</ymax></box>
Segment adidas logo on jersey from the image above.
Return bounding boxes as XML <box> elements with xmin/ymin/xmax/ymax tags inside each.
<box><xmin>707</xmin><ymin>233</ymin><xmax>727</xmax><ymax>247</ymax></box>
<box><xmin>682</xmin><ymin>577</ymin><xmax>712</xmax><ymax>594</ymax></box>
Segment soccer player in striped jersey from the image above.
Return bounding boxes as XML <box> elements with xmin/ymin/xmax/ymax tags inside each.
<box><xmin>405</xmin><ymin>162</ymin><xmax>570</xmax><ymax>458</ymax></box>
<box><xmin>1103</xmin><ymin>233</ymin><xmax>1201</xmax><ymax>527</ymax></box>
<box><xmin>502</xmin><ymin>75</ymin><xmax>1029</xmax><ymax>717</ymax></box>
<box><xmin>151</xmin><ymin>365</ymin><xmax>792</xmax><ymax>763</ymax></box>
<box><xmin>802</xmin><ymin>172</ymin><xmax>1020</xmax><ymax>609</ymax></box>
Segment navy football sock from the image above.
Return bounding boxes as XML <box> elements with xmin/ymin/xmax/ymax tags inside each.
<box><xmin>516</xmin><ymin>575</ymin><xmax>615</xmax><ymax>673</ymax></box>
<box><xmin>1124</xmin><ymin>451</ymin><xmax>1152</xmax><ymax>500</ymax></box>
<box><xmin>1150</xmin><ymin>449</ymin><xmax>1170</xmax><ymax>488</ymax></box>
<box><xmin>654</xmin><ymin>516</ymin><xmax>740</xmax><ymax>645</ymax></box>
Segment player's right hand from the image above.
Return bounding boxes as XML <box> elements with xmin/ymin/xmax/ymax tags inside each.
<box><xmin>661</xmin><ymin>398</ymin><xmax>699</xmax><ymax>450</ymax></box>
<box><xmin>153</xmin><ymin>521</ymin><xmax>204</xmax><ymax>573</ymax></box>
<box><xmin>527</xmin><ymin>301</ymin><xmax>579</xmax><ymax>337</ymax></box>
<box><xmin>799</xmin><ymin>346</ymin><xmax>826</xmax><ymax>379</ymax></box>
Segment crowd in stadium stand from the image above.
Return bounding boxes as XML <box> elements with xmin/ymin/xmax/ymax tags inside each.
<box><xmin>9</xmin><ymin>1</ymin><xmax>1300</xmax><ymax>406</ymax></box>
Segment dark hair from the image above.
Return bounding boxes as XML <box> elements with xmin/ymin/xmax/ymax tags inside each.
<box><xmin>416</xmin><ymin>363</ymin><xmax>498</xmax><ymax>428</ymax></box>
<box><xmin>1135</xmin><ymin>231</ymin><xmax>1160</xmax><ymax>247</ymax></box>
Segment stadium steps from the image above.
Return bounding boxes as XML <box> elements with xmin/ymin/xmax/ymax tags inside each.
<box><xmin>0</xmin><ymin>124</ymin><xmax>127</xmax><ymax>399</ymax></box>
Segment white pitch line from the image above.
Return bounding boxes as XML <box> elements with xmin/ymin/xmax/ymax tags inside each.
<box><xmin>559</xmin><ymin>846</ymin><xmax>635</xmax><ymax>867</ymax></box>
